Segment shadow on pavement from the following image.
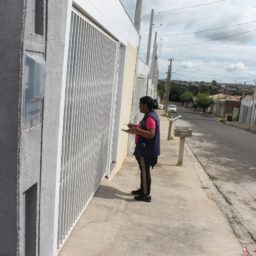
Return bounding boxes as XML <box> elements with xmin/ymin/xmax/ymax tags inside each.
<box><xmin>95</xmin><ymin>185</ymin><xmax>135</xmax><ymax>202</ymax></box>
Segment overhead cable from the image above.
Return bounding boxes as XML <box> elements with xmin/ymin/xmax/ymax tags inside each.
<box><xmin>163</xmin><ymin>20</ymin><xmax>256</xmax><ymax>37</ymax></box>
<box><xmin>163</xmin><ymin>29</ymin><xmax>256</xmax><ymax>48</ymax></box>
<box><xmin>156</xmin><ymin>0</ymin><xmax>225</xmax><ymax>13</ymax></box>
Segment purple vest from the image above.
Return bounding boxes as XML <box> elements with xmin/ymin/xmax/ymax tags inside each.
<box><xmin>134</xmin><ymin>111</ymin><xmax>160</xmax><ymax>158</ymax></box>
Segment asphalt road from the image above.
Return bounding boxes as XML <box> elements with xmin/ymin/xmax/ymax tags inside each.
<box><xmin>176</xmin><ymin>106</ymin><xmax>256</xmax><ymax>182</ymax></box>
<box><xmin>173</xmin><ymin>105</ymin><xmax>256</xmax><ymax>242</ymax></box>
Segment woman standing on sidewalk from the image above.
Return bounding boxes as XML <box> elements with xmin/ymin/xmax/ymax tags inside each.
<box><xmin>123</xmin><ymin>96</ymin><xmax>160</xmax><ymax>202</ymax></box>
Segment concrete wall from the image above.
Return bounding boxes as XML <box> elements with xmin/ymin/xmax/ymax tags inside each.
<box><xmin>239</xmin><ymin>97</ymin><xmax>256</xmax><ymax>124</ymax></box>
<box><xmin>19</xmin><ymin>0</ymin><xmax>47</xmax><ymax>254</ymax></box>
<box><xmin>0</xmin><ymin>0</ymin><xmax>71</xmax><ymax>255</ymax></box>
<box><xmin>0</xmin><ymin>0</ymin><xmax>138</xmax><ymax>254</ymax></box>
<box><xmin>110</xmin><ymin>43</ymin><xmax>138</xmax><ymax>178</ymax></box>
<box><xmin>213</xmin><ymin>101</ymin><xmax>225</xmax><ymax>117</ymax></box>
<box><xmin>74</xmin><ymin>0</ymin><xmax>139</xmax><ymax>48</ymax></box>
<box><xmin>39</xmin><ymin>1</ymin><xmax>71</xmax><ymax>255</ymax></box>
<box><xmin>0</xmin><ymin>1</ymin><xmax>25</xmax><ymax>255</ymax></box>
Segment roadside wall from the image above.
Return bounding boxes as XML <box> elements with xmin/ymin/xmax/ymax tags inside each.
<box><xmin>0</xmin><ymin>1</ymin><xmax>25</xmax><ymax>254</ymax></box>
<box><xmin>0</xmin><ymin>0</ymin><xmax>139</xmax><ymax>255</ymax></box>
<box><xmin>110</xmin><ymin>43</ymin><xmax>138</xmax><ymax>178</ymax></box>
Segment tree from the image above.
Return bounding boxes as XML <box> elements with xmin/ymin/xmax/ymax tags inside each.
<box><xmin>169</xmin><ymin>81</ymin><xmax>187</xmax><ymax>101</ymax></box>
<box><xmin>212</xmin><ymin>80</ymin><xmax>217</xmax><ymax>87</ymax></box>
<box><xmin>180</xmin><ymin>91</ymin><xmax>193</xmax><ymax>104</ymax></box>
<box><xmin>199</xmin><ymin>81</ymin><xmax>209</xmax><ymax>94</ymax></box>
<box><xmin>157</xmin><ymin>81</ymin><xmax>166</xmax><ymax>101</ymax></box>
<box><xmin>188</xmin><ymin>84</ymin><xmax>199</xmax><ymax>95</ymax></box>
<box><xmin>195</xmin><ymin>93</ymin><xmax>213</xmax><ymax>113</ymax></box>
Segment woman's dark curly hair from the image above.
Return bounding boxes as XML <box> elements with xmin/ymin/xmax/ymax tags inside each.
<box><xmin>140</xmin><ymin>96</ymin><xmax>158</xmax><ymax>110</ymax></box>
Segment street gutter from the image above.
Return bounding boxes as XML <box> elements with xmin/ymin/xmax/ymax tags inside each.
<box><xmin>185</xmin><ymin>142</ymin><xmax>256</xmax><ymax>255</ymax></box>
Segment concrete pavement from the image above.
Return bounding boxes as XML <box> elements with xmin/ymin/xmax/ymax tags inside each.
<box><xmin>59</xmin><ymin>111</ymin><xmax>243</xmax><ymax>256</ymax></box>
<box><xmin>224</xmin><ymin>121</ymin><xmax>256</xmax><ymax>134</ymax></box>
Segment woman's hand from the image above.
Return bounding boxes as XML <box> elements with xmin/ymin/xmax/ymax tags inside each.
<box><xmin>122</xmin><ymin>127</ymin><xmax>138</xmax><ymax>134</ymax></box>
<box><xmin>127</xmin><ymin>123</ymin><xmax>137</xmax><ymax>128</ymax></box>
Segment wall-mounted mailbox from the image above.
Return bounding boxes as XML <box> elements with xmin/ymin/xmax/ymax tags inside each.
<box><xmin>23</xmin><ymin>52</ymin><xmax>45</xmax><ymax>130</ymax></box>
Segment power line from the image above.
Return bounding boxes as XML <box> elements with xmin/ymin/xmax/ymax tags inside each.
<box><xmin>162</xmin><ymin>20</ymin><xmax>256</xmax><ymax>37</ymax></box>
<box><xmin>162</xmin><ymin>29</ymin><xmax>256</xmax><ymax>48</ymax></box>
<box><xmin>142</xmin><ymin>0</ymin><xmax>225</xmax><ymax>19</ymax></box>
<box><xmin>156</xmin><ymin>0</ymin><xmax>225</xmax><ymax>13</ymax></box>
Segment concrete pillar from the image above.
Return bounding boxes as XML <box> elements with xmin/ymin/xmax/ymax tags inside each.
<box><xmin>0</xmin><ymin>0</ymin><xmax>71</xmax><ymax>255</ymax></box>
<box><xmin>177</xmin><ymin>137</ymin><xmax>185</xmax><ymax>166</ymax></box>
<box><xmin>167</xmin><ymin>121</ymin><xmax>173</xmax><ymax>140</ymax></box>
<box><xmin>0</xmin><ymin>1</ymin><xmax>25</xmax><ymax>255</ymax></box>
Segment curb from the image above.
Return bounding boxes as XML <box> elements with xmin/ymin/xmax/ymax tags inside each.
<box><xmin>185</xmin><ymin>142</ymin><xmax>256</xmax><ymax>255</ymax></box>
<box><xmin>220</xmin><ymin>121</ymin><xmax>256</xmax><ymax>135</ymax></box>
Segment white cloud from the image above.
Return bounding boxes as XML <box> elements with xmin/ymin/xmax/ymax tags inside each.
<box><xmin>121</xmin><ymin>0</ymin><xmax>256</xmax><ymax>83</ymax></box>
<box><xmin>181</xmin><ymin>60</ymin><xmax>204</xmax><ymax>68</ymax></box>
<box><xmin>226</xmin><ymin>62</ymin><xmax>246</xmax><ymax>72</ymax></box>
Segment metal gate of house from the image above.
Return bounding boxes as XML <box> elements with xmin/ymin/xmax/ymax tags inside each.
<box><xmin>57</xmin><ymin>9</ymin><xmax>120</xmax><ymax>247</ymax></box>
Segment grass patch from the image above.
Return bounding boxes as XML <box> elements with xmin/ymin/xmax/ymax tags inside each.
<box><xmin>162</xmin><ymin>111</ymin><xmax>172</xmax><ymax>118</ymax></box>
<box><xmin>208</xmin><ymin>175</ymin><xmax>218</xmax><ymax>181</ymax></box>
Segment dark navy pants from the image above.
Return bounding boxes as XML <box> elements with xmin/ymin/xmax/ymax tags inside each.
<box><xmin>136</xmin><ymin>156</ymin><xmax>151</xmax><ymax>196</ymax></box>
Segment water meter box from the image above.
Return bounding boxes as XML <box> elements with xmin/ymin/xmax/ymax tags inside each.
<box><xmin>23</xmin><ymin>52</ymin><xmax>45</xmax><ymax>130</ymax></box>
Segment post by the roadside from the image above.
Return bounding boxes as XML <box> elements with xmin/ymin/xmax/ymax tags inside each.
<box><xmin>146</xmin><ymin>9</ymin><xmax>154</xmax><ymax>96</ymax></box>
<box><xmin>178</xmin><ymin>137</ymin><xmax>186</xmax><ymax>166</ymax></box>
<box><xmin>174</xmin><ymin>126</ymin><xmax>192</xmax><ymax>166</ymax></box>
<box><xmin>164</xmin><ymin>58</ymin><xmax>173</xmax><ymax>110</ymax></box>
<box><xmin>167</xmin><ymin>115</ymin><xmax>182</xmax><ymax>140</ymax></box>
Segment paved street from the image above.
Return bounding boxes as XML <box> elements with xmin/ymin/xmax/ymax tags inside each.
<box><xmin>174</xmin><ymin>105</ymin><xmax>256</xmax><ymax>247</ymax></box>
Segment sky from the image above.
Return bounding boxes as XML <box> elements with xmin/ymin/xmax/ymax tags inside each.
<box><xmin>120</xmin><ymin>0</ymin><xmax>256</xmax><ymax>84</ymax></box>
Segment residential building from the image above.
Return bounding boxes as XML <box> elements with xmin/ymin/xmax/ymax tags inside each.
<box><xmin>239</xmin><ymin>95</ymin><xmax>256</xmax><ymax>125</ymax></box>
<box><xmin>0</xmin><ymin>1</ymin><xmax>143</xmax><ymax>255</ymax></box>
<box><xmin>212</xmin><ymin>94</ymin><xmax>241</xmax><ymax>120</ymax></box>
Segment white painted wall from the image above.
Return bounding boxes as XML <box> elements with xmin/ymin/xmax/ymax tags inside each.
<box><xmin>241</xmin><ymin>97</ymin><xmax>254</xmax><ymax>107</ymax></box>
<box><xmin>74</xmin><ymin>0</ymin><xmax>139</xmax><ymax>48</ymax></box>
<box><xmin>137</xmin><ymin>58</ymin><xmax>149</xmax><ymax>78</ymax></box>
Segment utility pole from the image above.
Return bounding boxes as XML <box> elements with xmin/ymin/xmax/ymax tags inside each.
<box><xmin>134</xmin><ymin>0</ymin><xmax>143</xmax><ymax>34</ymax></box>
<box><xmin>150</xmin><ymin>32</ymin><xmax>157</xmax><ymax>79</ymax></box>
<box><xmin>145</xmin><ymin>9</ymin><xmax>154</xmax><ymax>96</ymax></box>
<box><xmin>131</xmin><ymin>0</ymin><xmax>143</xmax><ymax>94</ymax></box>
<box><xmin>146</xmin><ymin>9</ymin><xmax>154</xmax><ymax>66</ymax></box>
<box><xmin>150</xmin><ymin>32</ymin><xmax>158</xmax><ymax>98</ymax></box>
<box><xmin>164</xmin><ymin>58</ymin><xmax>173</xmax><ymax>110</ymax></box>
<box><xmin>130</xmin><ymin>0</ymin><xmax>143</xmax><ymax>126</ymax></box>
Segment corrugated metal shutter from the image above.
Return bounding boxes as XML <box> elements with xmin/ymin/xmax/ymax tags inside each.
<box><xmin>57</xmin><ymin>9</ymin><xmax>119</xmax><ymax>247</ymax></box>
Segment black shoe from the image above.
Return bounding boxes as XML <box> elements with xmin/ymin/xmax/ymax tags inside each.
<box><xmin>134</xmin><ymin>195</ymin><xmax>151</xmax><ymax>202</ymax></box>
<box><xmin>131</xmin><ymin>188</ymin><xmax>142</xmax><ymax>195</ymax></box>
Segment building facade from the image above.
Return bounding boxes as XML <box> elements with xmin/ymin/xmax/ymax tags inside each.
<box><xmin>212</xmin><ymin>94</ymin><xmax>241</xmax><ymax>120</ymax></box>
<box><xmin>239</xmin><ymin>95</ymin><xmax>256</xmax><ymax>125</ymax></box>
<box><xmin>0</xmin><ymin>1</ymin><xmax>139</xmax><ymax>255</ymax></box>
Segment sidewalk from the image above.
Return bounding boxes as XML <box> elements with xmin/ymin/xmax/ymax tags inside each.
<box><xmin>59</xmin><ymin>112</ymin><xmax>243</xmax><ymax>256</ymax></box>
<box><xmin>224</xmin><ymin>121</ymin><xmax>256</xmax><ymax>134</ymax></box>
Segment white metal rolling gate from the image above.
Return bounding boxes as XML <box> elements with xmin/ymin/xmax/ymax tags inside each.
<box><xmin>58</xmin><ymin>10</ymin><xmax>119</xmax><ymax>247</ymax></box>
